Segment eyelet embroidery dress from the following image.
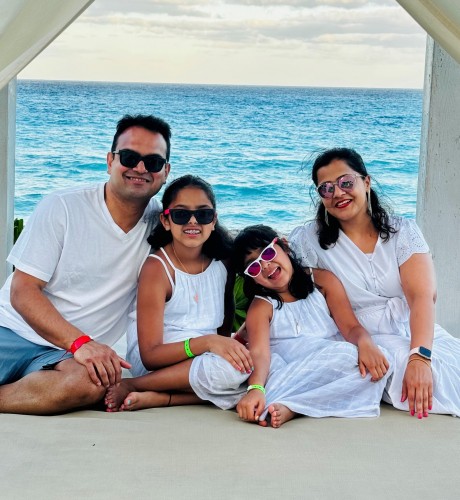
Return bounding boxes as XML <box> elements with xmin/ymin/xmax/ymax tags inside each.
<box><xmin>290</xmin><ymin>216</ymin><xmax>460</xmax><ymax>416</ymax></box>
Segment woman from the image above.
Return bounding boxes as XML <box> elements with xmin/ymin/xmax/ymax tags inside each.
<box><xmin>290</xmin><ymin>148</ymin><xmax>460</xmax><ymax>419</ymax></box>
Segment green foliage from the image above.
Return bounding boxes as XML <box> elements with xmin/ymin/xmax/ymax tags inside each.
<box><xmin>14</xmin><ymin>218</ymin><xmax>24</xmax><ymax>243</ymax></box>
<box><xmin>233</xmin><ymin>275</ymin><xmax>248</xmax><ymax>331</ymax></box>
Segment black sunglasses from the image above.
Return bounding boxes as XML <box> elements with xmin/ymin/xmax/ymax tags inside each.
<box><xmin>112</xmin><ymin>149</ymin><xmax>167</xmax><ymax>173</ymax></box>
<box><xmin>163</xmin><ymin>208</ymin><xmax>216</xmax><ymax>225</ymax></box>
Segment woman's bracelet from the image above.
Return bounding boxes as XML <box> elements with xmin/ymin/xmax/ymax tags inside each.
<box><xmin>247</xmin><ymin>384</ymin><xmax>266</xmax><ymax>395</ymax></box>
<box><xmin>408</xmin><ymin>357</ymin><xmax>432</xmax><ymax>369</ymax></box>
<box><xmin>184</xmin><ymin>338</ymin><xmax>195</xmax><ymax>358</ymax></box>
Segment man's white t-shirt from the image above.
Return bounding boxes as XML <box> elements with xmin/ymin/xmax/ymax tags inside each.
<box><xmin>0</xmin><ymin>183</ymin><xmax>161</xmax><ymax>348</ymax></box>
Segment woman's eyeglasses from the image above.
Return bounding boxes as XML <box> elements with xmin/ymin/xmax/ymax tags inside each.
<box><xmin>163</xmin><ymin>208</ymin><xmax>216</xmax><ymax>225</ymax></box>
<box><xmin>244</xmin><ymin>238</ymin><xmax>278</xmax><ymax>278</ymax></box>
<box><xmin>112</xmin><ymin>149</ymin><xmax>167</xmax><ymax>173</ymax></box>
<box><xmin>317</xmin><ymin>173</ymin><xmax>365</xmax><ymax>199</ymax></box>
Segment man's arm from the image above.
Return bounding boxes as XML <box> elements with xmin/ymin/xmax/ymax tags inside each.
<box><xmin>10</xmin><ymin>270</ymin><xmax>129</xmax><ymax>387</ymax></box>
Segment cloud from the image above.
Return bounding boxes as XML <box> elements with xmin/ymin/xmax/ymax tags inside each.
<box><xmin>21</xmin><ymin>0</ymin><xmax>426</xmax><ymax>88</ymax></box>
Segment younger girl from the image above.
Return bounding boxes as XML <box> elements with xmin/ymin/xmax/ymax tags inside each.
<box><xmin>105</xmin><ymin>175</ymin><xmax>252</xmax><ymax>411</ymax></box>
<box><xmin>232</xmin><ymin>225</ymin><xmax>392</xmax><ymax>428</ymax></box>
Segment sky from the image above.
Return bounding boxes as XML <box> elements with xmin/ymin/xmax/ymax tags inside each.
<box><xmin>20</xmin><ymin>0</ymin><xmax>427</xmax><ymax>88</ymax></box>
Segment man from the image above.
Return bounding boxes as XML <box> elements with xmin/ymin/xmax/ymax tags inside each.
<box><xmin>0</xmin><ymin>114</ymin><xmax>171</xmax><ymax>414</ymax></box>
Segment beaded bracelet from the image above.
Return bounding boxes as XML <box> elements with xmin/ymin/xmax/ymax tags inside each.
<box><xmin>247</xmin><ymin>384</ymin><xmax>266</xmax><ymax>395</ymax></box>
<box><xmin>184</xmin><ymin>338</ymin><xmax>195</xmax><ymax>358</ymax></box>
<box><xmin>68</xmin><ymin>335</ymin><xmax>92</xmax><ymax>354</ymax></box>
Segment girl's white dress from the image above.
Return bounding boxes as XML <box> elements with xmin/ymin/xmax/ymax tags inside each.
<box><xmin>290</xmin><ymin>217</ymin><xmax>460</xmax><ymax>416</ymax></box>
<box><xmin>126</xmin><ymin>249</ymin><xmax>249</xmax><ymax>390</ymax></box>
<box><xmin>193</xmin><ymin>288</ymin><xmax>392</xmax><ymax>418</ymax></box>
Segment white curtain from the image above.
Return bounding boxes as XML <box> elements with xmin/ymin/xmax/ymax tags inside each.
<box><xmin>397</xmin><ymin>0</ymin><xmax>460</xmax><ymax>65</ymax></box>
<box><xmin>0</xmin><ymin>0</ymin><xmax>94</xmax><ymax>90</ymax></box>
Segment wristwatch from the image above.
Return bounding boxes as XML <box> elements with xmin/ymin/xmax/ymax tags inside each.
<box><xmin>409</xmin><ymin>346</ymin><xmax>432</xmax><ymax>360</ymax></box>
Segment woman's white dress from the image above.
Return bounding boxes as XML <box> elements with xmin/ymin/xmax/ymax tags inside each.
<box><xmin>290</xmin><ymin>216</ymin><xmax>460</xmax><ymax>416</ymax></box>
<box><xmin>126</xmin><ymin>248</ymin><xmax>249</xmax><ymax>394</ymax></box>
<box><xmin>193</xmin><ymin>288</ymin><xmax>391</xmax><ymax>418</ymax></box>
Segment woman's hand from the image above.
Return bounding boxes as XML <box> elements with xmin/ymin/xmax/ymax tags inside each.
<box><xmin>401</xmin><ymin>357</ymin><xmax>433</xmax><ymax>418</ymax></box>
<box><xmin>207</xmin><ymin>336</ymin><xmax>253</xmax><ymax>373</ymax></box>
<box><xmin>237</xmin><ymin>390</ymin><xmax>266</xmax><ymax>422</ymax></box>
<box><xmin>357</xmin><ymin>337</ymin><xmax>390</xmax><ymax>381</ymax></box>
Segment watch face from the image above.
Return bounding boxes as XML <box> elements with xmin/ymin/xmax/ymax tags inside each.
<box><xmin>419</xmin><ymin>346</ymin><xmax>432</xmax><ymax>358</ymax></box>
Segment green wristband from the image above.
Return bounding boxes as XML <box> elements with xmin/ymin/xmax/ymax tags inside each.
<box><xmin>184</xmin><ymin>338</ymin><xmax>195</xmax><ymax>358</ymax></box>
<box><xmin>247</xmin><ymin>384</ymin><xmax>266</xmax><ymax>395</ymax></box>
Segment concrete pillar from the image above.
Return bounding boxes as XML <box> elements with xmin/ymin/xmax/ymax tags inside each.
<box><xmin>0</xmin><ymin>78</ymin><xmax>16</xmax><ymax>286</ymax></box>
<box><xmin>417</xmin><ymin>38</ymin><xmax>460</xmax><ymax>337</ymax></box>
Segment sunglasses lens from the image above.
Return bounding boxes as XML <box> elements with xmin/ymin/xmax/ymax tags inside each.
<box><xmin>170</xmin><ymin>210</ymin><xmax>190</xmax><ymax>224</ymax></box>
<box><xmin>194</xmin><ymin>209</ymin><xmax>215</xmax><ymax>224</ymax></box>
<box><xmin>338</xmin><ymin>175</ymin><xmax>355</xmax><ymax>190</ymax></box>
<box><xmin>260</xmin><ymin>246</ymin><xmax>276</xmax><ymax>261</ymax></box>
<box><xmin>143</xmin><ymin>155</ymin><xmax>166</xmax><ymax>173</ymax></box>
<box><xmin>317</xmin><ymin>183</ymin><xmax>332</xmax><ymax>199</ymax></box>
<box><xmin>119</xmin><ymin>150</ymin><xmax>141</xmax><ymax>168</ymax></box>
<box><xmin>246</xmin><ymin>262</ymin><xmax>261</xmax><ymax>277</ymax></box>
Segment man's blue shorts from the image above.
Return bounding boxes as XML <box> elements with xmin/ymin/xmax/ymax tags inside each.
<box><xmin>0</xmin><ymin>326</ymin><xmax>73</xmax><ymax>385</ymax></box>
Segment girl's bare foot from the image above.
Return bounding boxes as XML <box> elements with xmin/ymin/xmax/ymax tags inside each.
<box><xmin>105</xmin><ymin>380</ymin><xmax>135</xmax><ymax>412</ymax></box>
<box><xmin>265</xmin><ymin>403</ymin><xmax>296</xmax><ymax>428</ymax></box>
<box><xmin>121</xmin><ymin>391</ymin><xmax>171</xmax><ymax>411</ymax></box>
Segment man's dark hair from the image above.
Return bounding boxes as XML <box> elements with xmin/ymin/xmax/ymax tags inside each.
<box><xmin>111</xmin><ymin>114</ymin><xmax>172</xmax><ymax>160</ymax></box>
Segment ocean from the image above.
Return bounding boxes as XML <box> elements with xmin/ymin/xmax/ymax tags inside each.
<box><xmin>16</xmin><ymin>80</ymin><xmax>422</xmax><ymax>233</ymax></box>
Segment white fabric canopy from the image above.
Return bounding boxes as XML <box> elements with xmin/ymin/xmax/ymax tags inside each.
<box><xmin>397</xmin><ymin>0</ymin><xmax>460</xmax><ymax>64</ymax></box>
<box><xmin>0</xmin><ymin>0</ymin><xmax>94</xmax><ymax>90</ymax></box>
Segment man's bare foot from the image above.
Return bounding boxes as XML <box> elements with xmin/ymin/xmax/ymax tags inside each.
<box><xmin>120</xmin><ymin>391</ymin><xmax>171</xmax><ymax>411</ymax></box>
<box><xmin>105</xmin><ymin>380</ymin><xmax>135</xmax><ymax>412</ymax></box>
<box><xmin>262</xmin><ymin>403</ymin><xmax>296</xmax><ymax>428</ymax></box>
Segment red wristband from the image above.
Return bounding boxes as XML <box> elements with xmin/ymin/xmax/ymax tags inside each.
<box><xmin>69</xmin><ymin>335</ymin><xmax>92</xmax><ymax>354</ymax></box>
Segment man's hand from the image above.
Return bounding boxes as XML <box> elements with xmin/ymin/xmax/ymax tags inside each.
<box><xmin>73</xmin><ymin>341</ymin><xmax>131</xmax><ymax>387</ymax></box>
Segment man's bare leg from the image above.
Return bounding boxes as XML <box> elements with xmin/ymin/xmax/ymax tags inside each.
<box><xmin>0</xmin><ymin>358</ymin><xmax>105</xmax><ymax>415</ymax></box>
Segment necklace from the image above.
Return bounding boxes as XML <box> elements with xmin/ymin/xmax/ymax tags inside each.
<box><xmin>171</xmin><ymin>244</ymin><xmax>204</xmax><ymax>303</ymax></box>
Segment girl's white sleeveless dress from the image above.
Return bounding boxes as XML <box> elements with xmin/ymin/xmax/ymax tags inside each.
<box><xmin>193</xmin><ymin>289</ymin><xmax>392</xmax><ymax>417</ymax></box>
<box><xmin>126</xmin><ymin>248</ymin><xmax>249</xmax><ymax>393</ymax></box>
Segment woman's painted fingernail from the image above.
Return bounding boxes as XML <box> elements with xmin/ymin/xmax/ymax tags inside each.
<box><xmin>424</xmin><ymin>412</ymin><xmax>428</xmax><ymax>417</ymax></box>
<box><xmin>410</xmin><ymin>409</ymin><xmax>415</xmax><ymax>416</ymax></box>
<box><xmin>418</xmin><ymin>413</ymin><xmax>422</xmax><ymax>419</ymax></box>
<box><xmin>126</xmin><ymin>399</ymin><xmax>131</xmax><ymax>406</ymax></box>
<box><xmin>429</xmin><ymin>405</ymin><xmax>432</xmax><ymax>410</ymax></box>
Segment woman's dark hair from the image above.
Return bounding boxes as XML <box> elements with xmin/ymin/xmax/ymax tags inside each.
<box><xmin>233</xmin><ymin>225</ymin><xmax>314</xmax><ymax>309</ymax></box>
<box><xmin>148</xmin><ymin>175</ymin><xmax>233</xmax><ymax>260</ymax></box>
<box><xmin>310</xmin><ymin>148</ymin><xmax>396</xmax><ymax>249</ymax></box>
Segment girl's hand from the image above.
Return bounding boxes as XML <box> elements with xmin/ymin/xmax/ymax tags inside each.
<box><xmin>357</xmin><ymin>337</ymin><xmax>390</xmax><ymax>381</ymax></box>
<box><xmin>207</xmin><ymin>336</ymin><xmax>253</xmax><ymax>373</ymax></box>
<box><xmin>237</xmin><ymin>390</ymin><xmax>266</xmax><ymax>422</ymax></box>
<box><xmin>401</xmin><ymin>358</ymin><xmax>433</xmax><ymax>419</ymax></box>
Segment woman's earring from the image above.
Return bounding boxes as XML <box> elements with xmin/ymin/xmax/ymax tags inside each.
<box><xmin>324</xmin><ymin>206</ymin><xmax>329</xmax><ymax>226</ymax></box>
<box><xmin>367</xmin><ymin>191</ymin><xmax>373</xmax><ymax>217</ymax></box>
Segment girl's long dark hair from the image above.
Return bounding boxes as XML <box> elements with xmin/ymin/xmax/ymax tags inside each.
<box><xmin>233</xmin><ymin>225</ymin><xmax>314</xmax><ymax>309</ymax></box>
<box><xmin>148</xmin><ymin>175</ymin><xmax>233</xmax><ymax>260</ymax></box>
<box><xmin>310</xmin><ymin>148</ymin><xmax>396</xmax><ymax>249</ymax></box>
